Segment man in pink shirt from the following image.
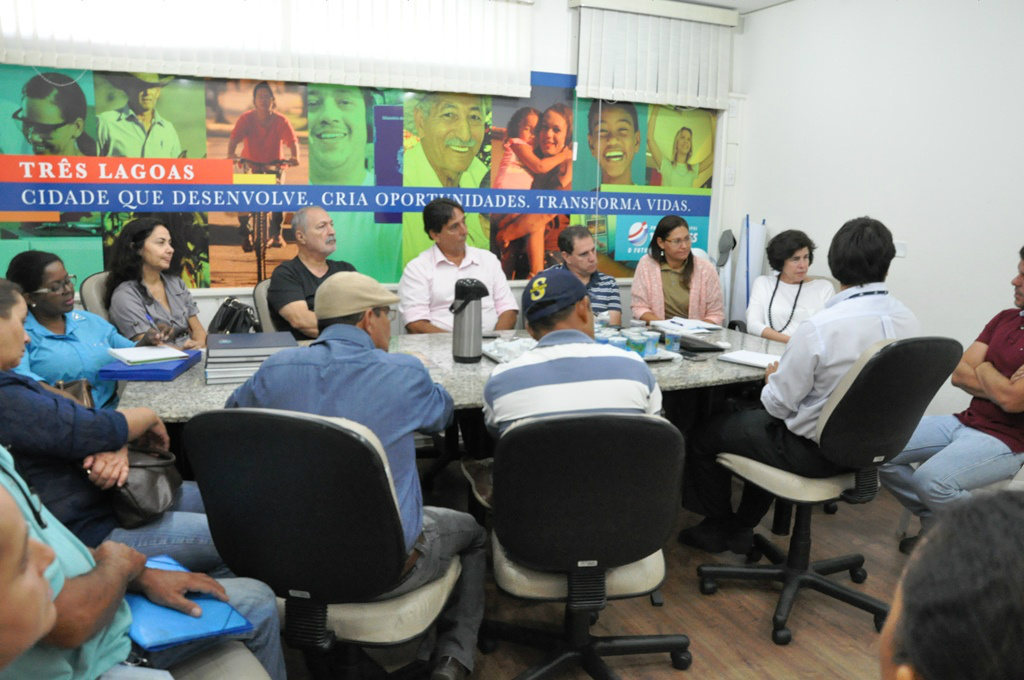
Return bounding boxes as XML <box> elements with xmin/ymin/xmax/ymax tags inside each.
<box><xmin>399</xmin><ymin>198</ymin><xmax>518</xmax><ymax>333</ymax></box>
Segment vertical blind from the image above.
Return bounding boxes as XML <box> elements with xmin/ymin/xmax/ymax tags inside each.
<box><xmin>0</xmin><ymin>0</ymin><xmax>533</xmax><ymax>97</ymax></box>
<box><xmin>577</xmin><ymin>6</ymin><xmax>731</xmax><ymax>109</ymax></box>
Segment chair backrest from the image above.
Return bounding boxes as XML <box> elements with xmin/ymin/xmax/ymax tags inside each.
<box><xmin>252</xmin><ymin>279</ymin><xmax>277</xmax><ymax>332</ymax></box>
<box><xmin>184</xmin><ymin>408</ymin><xmax>407</xmax><ymax>602</ymax></box>
<box><xmin>816</xmin><ymin>336</ymin><xmax>962</xmax><ymax>469</ymax></box>
<box><xmin>492</xmin><ymin>413</ymin><xmax>684</xmax><ymax>573</ymax></box>
<box><xmin>80</xmin><ymin>271</ymin><xmax>111</xmax><ymax>321</ymax></box>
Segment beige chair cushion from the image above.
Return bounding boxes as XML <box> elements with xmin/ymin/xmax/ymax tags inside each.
<box><xmin>491</xmin><ymin>534</ymin><xmax>665</xmax><ymax>601</ymax></box>
<box><xmin>717</xmin><ymin>453</ymin><xmax>858</xmax><ymax>504</ymax></box>
<box><xmin>276</xmin><ymin>555</ymin><xmax>462</xmax><ymax>645</ymax></box>
<box><xmin>169</xmin><ymin>640</ymin><xmax>270</xmax><ymax>679</ymax></box>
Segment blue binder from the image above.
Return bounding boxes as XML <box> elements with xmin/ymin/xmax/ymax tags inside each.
<box><xmin>125</xmin><ymin>555</ymin><xmax>254</xmax><ymax>652</ymax></box>
<box><xmin>97</xmin><ymin>350</ymin><xmax>202</xmax><ymax>382</ymax></box>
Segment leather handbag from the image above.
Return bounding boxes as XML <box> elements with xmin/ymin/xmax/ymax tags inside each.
<box><xmin>112</xmin><ymin>446</ymin><xmax>183</xmax><ymax>529</ymax></box>
<box><xmin>55</xmin><ymin>379</ymin><xmax>95</xmax><ymax>409</ymax></box>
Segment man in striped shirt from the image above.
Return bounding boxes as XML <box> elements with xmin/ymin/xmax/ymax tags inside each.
<box><xmin>483</xmin><ymin>268</ymin><xmax>660</xmax><ymax>436</ymax></box>
<box><xmin>549</xmin><ymin>225</ymin><xmax>622</xmax><ymax>326</ymax></box>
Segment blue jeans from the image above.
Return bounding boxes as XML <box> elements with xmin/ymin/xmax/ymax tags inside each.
<box><xmin>879</xmin><ymin>415</ymin><xmax>1024</xmax><ymax>531</ymax></box>
<box><xmin>376</xmin><ymin>506</ymin><xmax>486</xmax><ymax>672</ymax></box>
<box><xmin>136</xmin><ymin>577</ymin><xmax>285</xmax><ymax>680</ymax></box>
<box><xmin>105</xmin><ymin>481</ymin><xmax>229</xmax><ymax>577</ymax></box>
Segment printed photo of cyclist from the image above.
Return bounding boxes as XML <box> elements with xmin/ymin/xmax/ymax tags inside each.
<box><xmin>94</xmin><ymin>72</ymin><xmax>206</xmax><ymax>159</ymax></box>
<box><xmin>204</xmin><ymin>78</ymin><xmax>308</xmax><ymax>287</ymax></box>
<box><xmin>0</xmin><ymin>66</ymin><xmax>102</xmax><ymax>239</ymax></box>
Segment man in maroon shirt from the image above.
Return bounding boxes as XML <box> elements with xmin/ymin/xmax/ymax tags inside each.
<box><xmin>881</xmin><ymin>246</ymin><xmax>1024</xmax><ymax>553</ymax></box>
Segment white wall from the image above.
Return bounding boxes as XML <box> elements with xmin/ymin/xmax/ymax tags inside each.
<box><xmin>731</xmin><ymin>0</ymin><xmax>1024</xmax><ymax>414</ymax></box>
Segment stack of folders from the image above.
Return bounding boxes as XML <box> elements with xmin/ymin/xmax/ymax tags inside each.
<box><xmin>204</xmin><ymin>331</ymin><xmax>298</xmax><ymax>385</ymax></box>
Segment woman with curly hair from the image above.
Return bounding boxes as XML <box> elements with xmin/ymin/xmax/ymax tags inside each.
<box><xmin>106</xmin><ymin>217</ymin><xmax>206</xmax><ymax>348</ymax></box>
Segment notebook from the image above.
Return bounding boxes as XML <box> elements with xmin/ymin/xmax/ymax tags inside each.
<box><xmin>108</xmin><ymin>346</ymin><xmax>189</xmax><ymax>365</ymax></box>
<box><xmin>125</xmin><ymin>555</ymin><xmax>253</xmax><ymax>652</ymax></box>
<box><xmin>206</xmin><ymin>332</ymin><xmax>298</xmax><ymax>358</ymax></box>
<box><xmin>717</xmin><ymin>350</ymin><xmax>780</xmax><ymax>369</ymax></box>
<box><xmin>98</xmin><ymin>351</ymin><xmax>202</xmax><ymax>382</ymax></box>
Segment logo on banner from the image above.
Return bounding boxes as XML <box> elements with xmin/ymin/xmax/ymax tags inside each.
<box><xmin>627</xmin><ymin>220</ymin><xmax>649</xmax><ymax>246</ymax></box>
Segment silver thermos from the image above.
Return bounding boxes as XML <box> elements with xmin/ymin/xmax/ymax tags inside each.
<box><xmin>450</xmin><ymin>278</ymin><xmax>489</xmax><ymax>363</ymax></box>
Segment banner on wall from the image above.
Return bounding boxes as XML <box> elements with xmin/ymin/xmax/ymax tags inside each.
<box><xmin>0</xmin><ymin>65</ymin><xmax>716</xmax><ymax>287</ymax></box>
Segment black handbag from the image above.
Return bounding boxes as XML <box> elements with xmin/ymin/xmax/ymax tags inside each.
<box><xmin>207</xmin><ymin>297</ymin><xmax>261</xmax><ymax>334</ymax></box>
<box><xmin>111</xmin><ymin>446</ymin><xmax>183</xmax><ymax>529</ymax></box>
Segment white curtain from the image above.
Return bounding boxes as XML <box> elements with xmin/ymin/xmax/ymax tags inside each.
<box><xmin>0</xmin><ymin>0</ymin><xmax>533</xmax><ymax>97</ymax></box>
<box><xmin>577</xmin><ymin>6</ymin><xmax>731</xmax><ymax>109</ymax></box>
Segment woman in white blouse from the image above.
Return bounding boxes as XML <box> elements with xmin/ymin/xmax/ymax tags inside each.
<box><xmin>746</xmin><ymin>230</ymin><xmax>835</xmax><ymax>343</ymax></box>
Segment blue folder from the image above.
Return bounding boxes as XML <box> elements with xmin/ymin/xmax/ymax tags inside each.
<box><xmin>125</xmin><ymin>555</ymin><xmax>254</xmax><ymax>652</ymax></box>
<box><xmin>97</xmin><ymin>350</ymin><xmax>202</xmax><ymax>382</ymax></box>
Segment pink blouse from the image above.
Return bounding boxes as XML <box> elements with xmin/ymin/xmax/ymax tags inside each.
<box><xmin>630</xmin><ymin>254</ymin><xmax>725</xmax><ymax>324</ymax></box>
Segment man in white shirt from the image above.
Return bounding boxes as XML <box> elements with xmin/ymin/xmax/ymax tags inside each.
<box><xmin>678</xmin><ymin>217</ymin><xmax>920</xmax><ymax>554</ymax></box>
<box><xmin>399</xmin><ymin>198</ymin><xmax>518</xmax><ymax>334</ymax></box>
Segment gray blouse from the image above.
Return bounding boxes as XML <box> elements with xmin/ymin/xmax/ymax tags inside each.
<box><xmin>109</xmin><ymin>272</ymin><xmax>199</xmax><ymax>343</ymax></box>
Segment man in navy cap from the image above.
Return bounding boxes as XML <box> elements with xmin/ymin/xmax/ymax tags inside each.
<box><xmin>483</xmin><ymin>268</ymin><xmax>661</xmax><ymax>436</ymax></box>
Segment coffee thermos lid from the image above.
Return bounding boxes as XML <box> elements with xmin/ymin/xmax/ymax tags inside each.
<box><xmin>454</xmin><ymin>278</ymin><xmax>490</xmax><ymax>301</ymax></box>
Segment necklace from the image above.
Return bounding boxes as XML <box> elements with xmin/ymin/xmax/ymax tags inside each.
<box><xmin>768</xmin><ymin>276</ymin><xmax>802</xmax><ymax>333</ymax></box>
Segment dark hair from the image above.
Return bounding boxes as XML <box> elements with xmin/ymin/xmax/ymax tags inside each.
<box><xmin>558</xmin><ymin>225</ymin><xmax>594</xmax><ymax>255</ymax></box>
<box><xmin>527</xmin><ymin>300</ymin><xmax>580</xmax><ymax>334</ymax></box>
<box><xmin>891</xmin><ymin>492</ymin><xmax>1024</xmax><ymax>680</ymax></box>
<box><xmin>827</xmin><ymin>217</ymin><xmax>895</xmax><ymax>286</ymax></box>
<box><xmin>317</xmin><ymin>311</ymin><xmax>366</xmax><ymax>332</ymax></box>
<box><xmin>422</xmin><ymin>197</ymin><xmax>464</xmax><ymax>236</ymax></box>
<box><xmin>6</xmin><ymin>250</ymin><xmax>62</xmax><ymax>294</ymax></box>
<box><xmin>22</xmin><ymin>73</ymin><xmax>97</xmax><ymax>155</ymax></box>
<box><xmin>104</xmin><ymin>217</ymin><xmax>167</xmax><ymax>309</ymax></box>
<box><xmin>507</xmin><ymin>106</ymin><xmax>540</xmax><ymax>140</ymax></box>
<box><xmin>648</xmin><ymin>215</ymin><xmax>693</xmax><ymax>289</ymax></box>
<box><xmin>0</xmin><ymin>279</ymin><xmax>23</xmax><ymax>319</ymax></box>
<box><xmin>1019</xmin><ymin>245</ymin><xmax>1024</xmax><ymax>261</ymax></box>
<box><xmin>532</xmin><ymin>103</ymin><xmax>574</xmax><ymax>190</ymax></box>
<box><xmin>252</xmin><ymin>81</ymin><xmax>275</xmax><ymax>107</ymax></box>
<box><xmin>766</xmin><ymin>230</ymin><xmax>816</xmax><ymax>272</ymax></box>
<box><xmin>587</xmin><ymin>100</ymin><xmax>639</xmax><ymax>136</ymax></box>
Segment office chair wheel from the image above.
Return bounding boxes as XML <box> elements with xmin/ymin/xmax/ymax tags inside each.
<box><xmin>745</xmin><ymin>547</ymin><xmax>763</xmax><ymax>563</ymax></box>
<box><xmin>699</xmin><ymin>578</ymin><xmax>718</xmax><ymax>595</ymax></box>
<box><xmin>850</xmin><ymin>567</ymin><xmax>867</xmax><ymax>584</ymax></box>
<box><xmin>874</xmin><ymin>613</ymin><xmax>887</xmax><ymax>633</ymax></box>
<box><xmin>589</xmin><ymin>612</ymin><xmax>600</xmax><ymax>625</ymax></box>
<box><xmin>823</xmin><ymin>501</ymin><xmax>839</xmax><ymax>514</ymax></box>
<box><xmin>772</xmin><ymin>627</ymin><xmax>792</xmax><ymax>646</ymax></box>
<box><xmin>671</xmin><ymin>650</ymin><xmax>692</xmax><ymax>670</ymax></box>
<box><xmin>477</xmin><ymin>637</ymin><xmax>498</xmax><ymax>654</ymax></box>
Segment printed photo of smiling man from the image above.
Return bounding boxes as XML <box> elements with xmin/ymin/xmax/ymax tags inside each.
<box><xmin>573</xmin><ymin>99</ymin><xmax>646</xmax><ymax>191</ymax></box>
<box><xmin>401</xmin><ymin>91</ymin><xmax>492</xmax><ymax>267</ymax></box>
<box><xmin>307</xmin><ymin>83</ymin><xmax>374</xmax><ymax>187</ymax></box>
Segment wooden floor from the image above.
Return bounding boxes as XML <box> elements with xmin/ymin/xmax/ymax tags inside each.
<box><xmin>285</xmin><ymin>465</ymin><xmax>912</xmax><ymax>679</ymax></box>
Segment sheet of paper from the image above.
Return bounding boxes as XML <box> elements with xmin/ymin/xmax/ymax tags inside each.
<box><xmin>108</xmin><ymin>346</ymin><xmax>189</xmax><ymax>365</ymax></box>
<box><xmin>717</xmin><ymin>350</ymin><xmax>779</xmax><ymax>369</ymax></box>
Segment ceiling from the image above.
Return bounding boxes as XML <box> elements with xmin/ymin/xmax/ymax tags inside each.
<box><xmin>673</xmin><ymin>0</ymin><xmax>793</xmax><ymax>16</ymax></box>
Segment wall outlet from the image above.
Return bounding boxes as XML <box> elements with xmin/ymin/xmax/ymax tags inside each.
<box><xmin>894</xmin><ymin>241</ymin><xmax>907</xmax><ymax>258</ymax></box>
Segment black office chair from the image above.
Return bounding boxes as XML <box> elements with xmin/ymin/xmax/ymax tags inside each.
<box><xmin>481</xmin><ymin>413</ymin><xmax>692</xmax><ymax>679</ymax></box>
<box><xmin>697</xmin><ymin>337</ymin><xmax>963</xmax><ymax>644</ymax></box>
<box><xmin>184</xmin><ymin>408</ymin><xmax>463</xmax><ymax>678</ymax></box>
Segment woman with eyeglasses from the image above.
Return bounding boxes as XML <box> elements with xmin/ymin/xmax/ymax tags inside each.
<box><xmin>15</xmin><ymin>72</ymin><xmax>97</xmax><ymax>157</ymax></box>
<box><xmin>5</xmin><ymin>250</ymin><xmax>163</xmax><ymax>409</ymax></box>
<box><xmin>631</xmin><ymin>215</ymin><xmax>725</xmax><ymax>324</ymax></box>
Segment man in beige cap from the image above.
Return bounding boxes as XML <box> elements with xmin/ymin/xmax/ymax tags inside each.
<box><xmin>97</xmin><ymin>72</ymin><xmax>182</xmax><ymax>157</ymax></box>
<box><xmin>226</xmin><ymin>272</ymin><xmax>485</xmax><ymax>680</ymax></box>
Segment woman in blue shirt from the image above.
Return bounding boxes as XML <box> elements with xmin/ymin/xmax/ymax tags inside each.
<box><xmin>6</xmin><ymin>250</ymin><xmax>160</xmax><ymax>408</ymax></box>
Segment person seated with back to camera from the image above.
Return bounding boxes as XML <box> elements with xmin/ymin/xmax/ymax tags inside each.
<box><xmin>880</xmin><ymin>491</ymin><xmax>1024</xmax><ymax>680</ymax></box>
<box><xmin>226</xmin><ymin>271</ymin><xmax>486</xmax><ymax>680</ymax></box>
<box><xmin>677</xmin><ymin>217</ymin><xmax>919</xmax><ymax>555</ymax></box>
<box><xmin>746</xmin><ymin>230</ymin><xmax>835</xmax><ymax>343</ymax></box>
<box><xmin>880</xmin><ymin>244</ymin><xmax>1024</xmax><ymax>554</ymax></box>
<box><xmin>266</xmin><ymin>205</ymin><xmax>355</xmax><ymax>339</ymax></box>
<box><xmin>6</xmin><ymin>250</ymin><xmax>166</xmax><ymax>409</ymax></box>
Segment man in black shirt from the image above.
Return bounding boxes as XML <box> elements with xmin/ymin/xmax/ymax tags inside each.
<box><xmin>267</xmin><ymin>205</ymin><xmax>355</xmax><ymax>339</ymax></box>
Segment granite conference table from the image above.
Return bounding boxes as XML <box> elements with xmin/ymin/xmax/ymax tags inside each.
<box><xmin>120</xmin><ymin>328</ymin><xmax>785</xmax><ymax>422</ymax></box>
